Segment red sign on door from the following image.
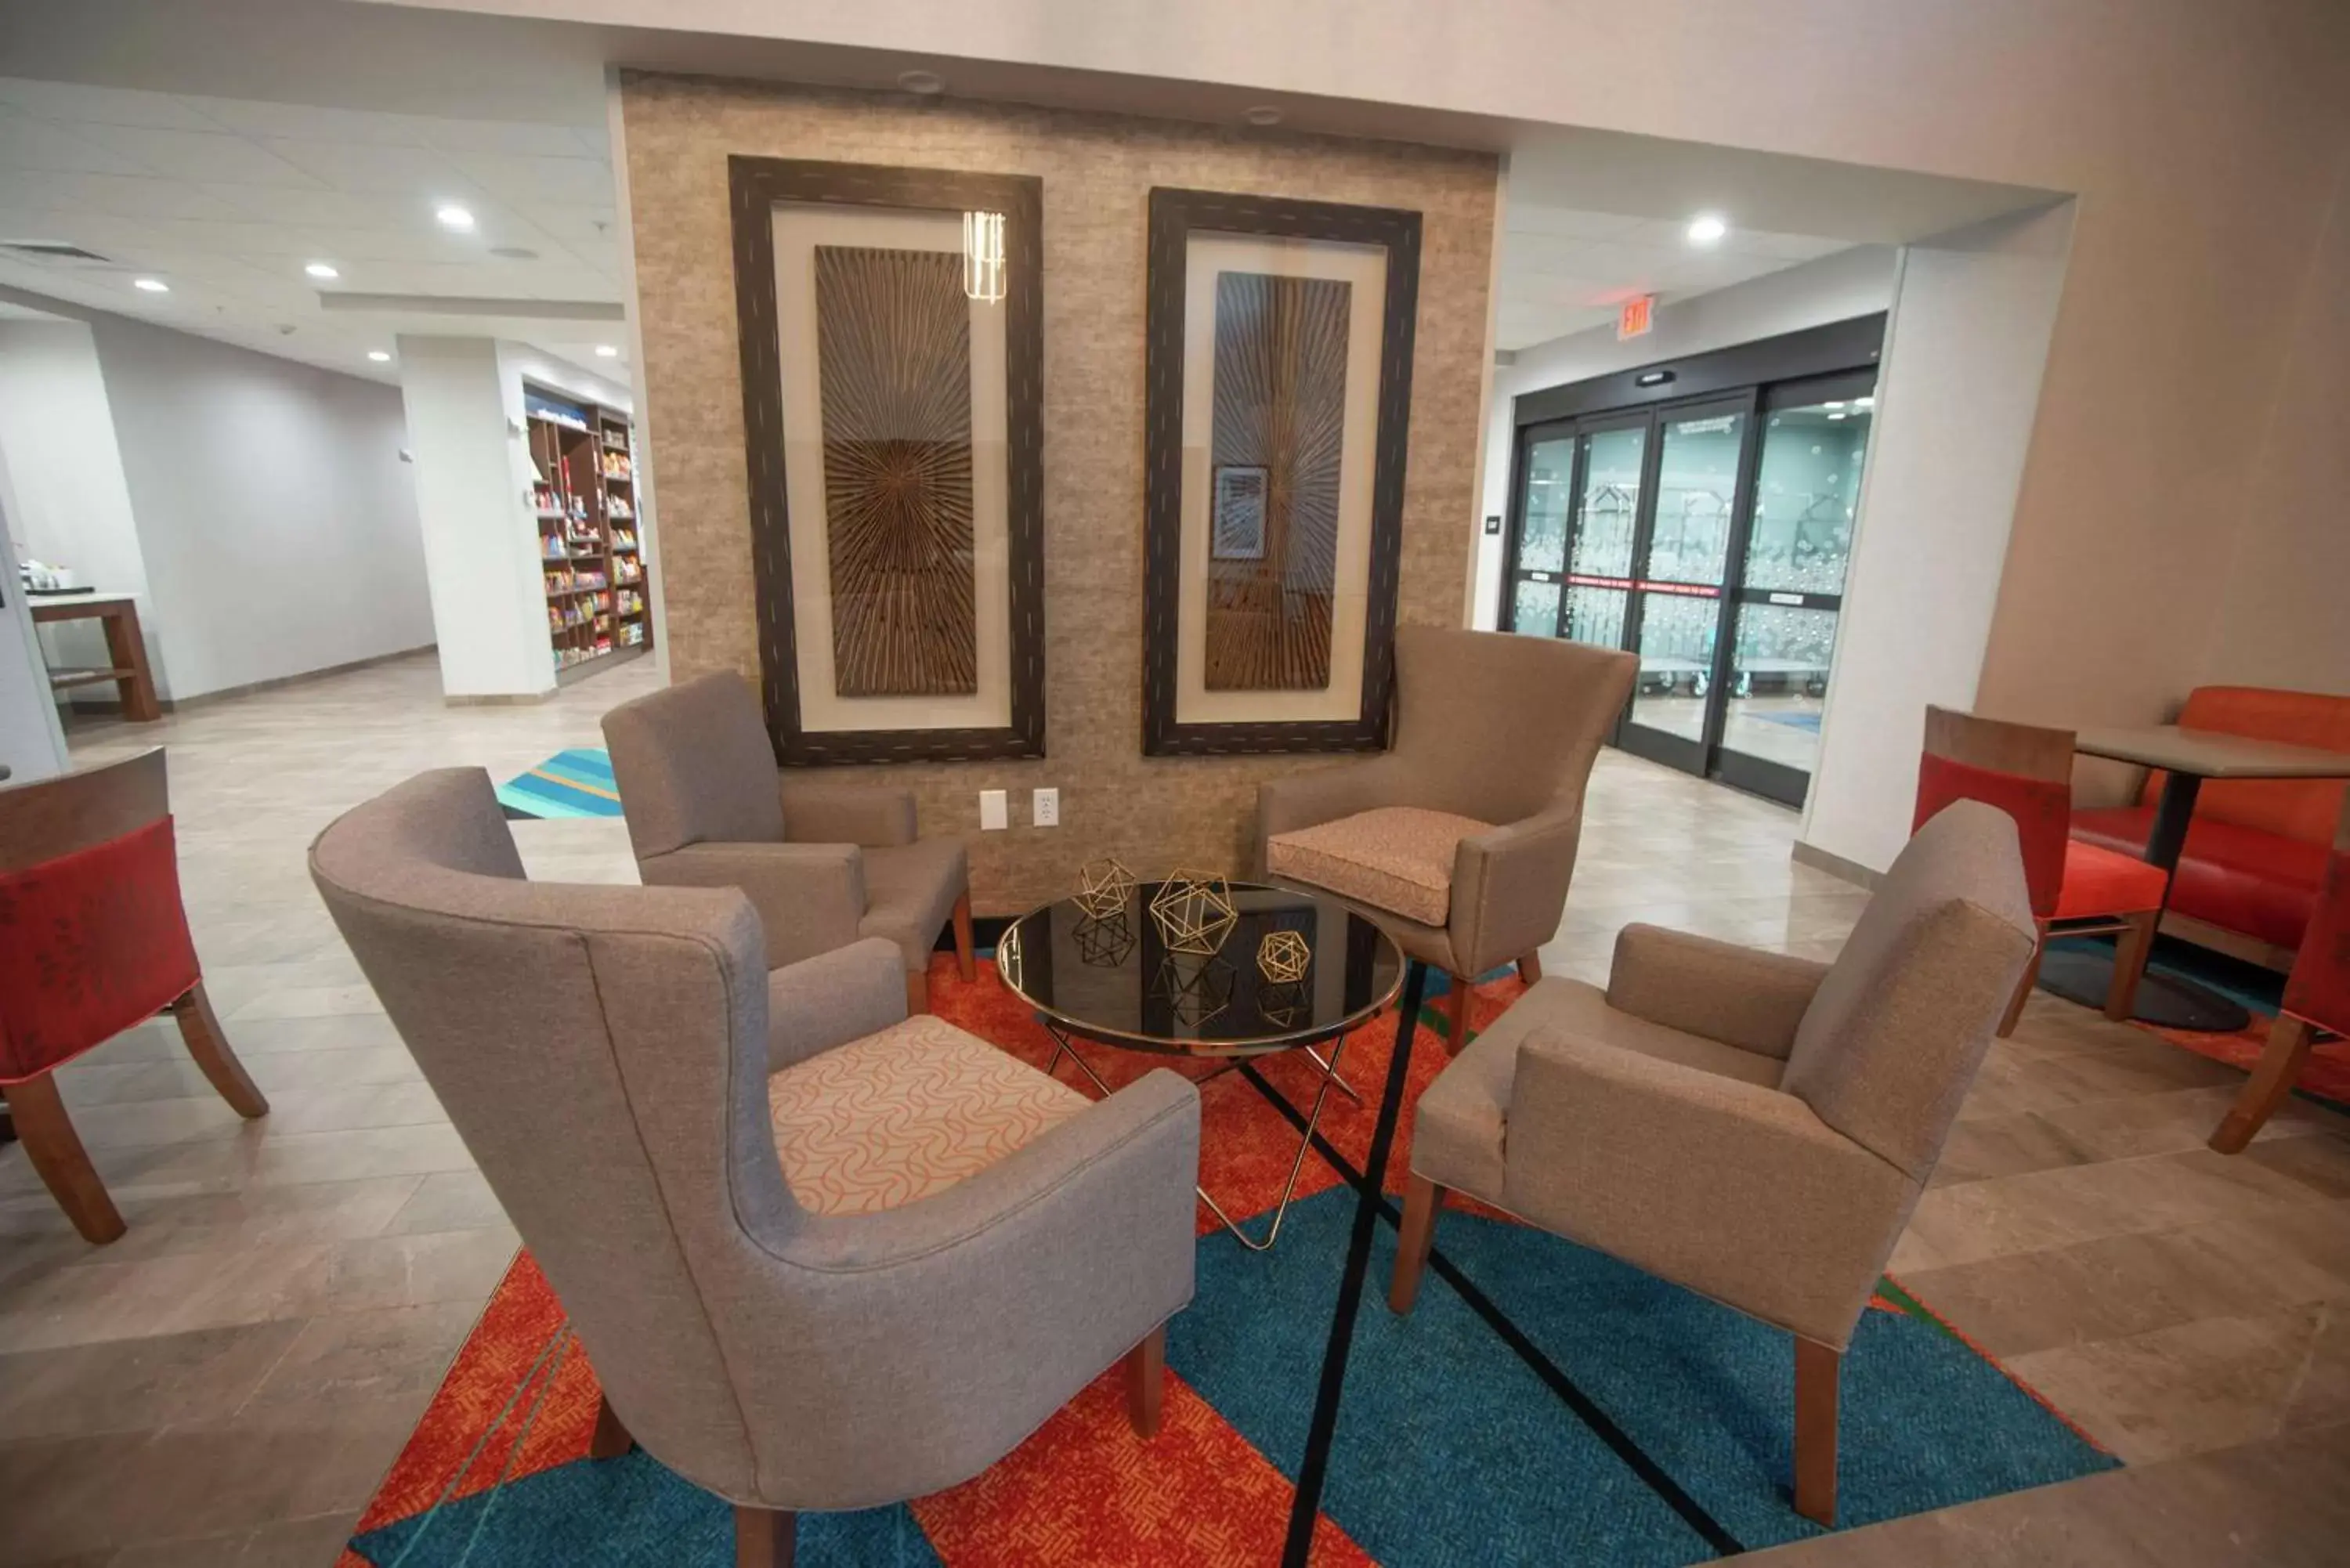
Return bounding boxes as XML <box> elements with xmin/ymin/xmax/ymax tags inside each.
<box><xmin>1617</xmin><ymin>294</ymin><xmax>1655</xmax><ymax>341</ymax></box>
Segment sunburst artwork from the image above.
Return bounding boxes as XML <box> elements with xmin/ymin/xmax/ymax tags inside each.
<box><xmin>1204</xmin><ymin>270</ymin><xmax>1350</xmax><ymax>692</ymax></box>
<box><xmin>813</xmin><ymin>245</ymin><xmax>978</xmax><ymax>698</ymax></box>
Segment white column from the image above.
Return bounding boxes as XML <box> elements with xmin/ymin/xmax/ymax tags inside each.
<box><xmin>1799</xmin><ymin>202</ymin><xmax>2076</xmax><ymax>874</ymax></box>
<box><xmin>396</xmin><ymin>335</ymin><xmax>555</xmax><ymax>702</ymax></box>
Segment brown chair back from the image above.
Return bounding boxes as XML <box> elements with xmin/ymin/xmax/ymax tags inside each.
<box><xmin>0</xmin><ymin>747</ymin><xmax>169</xmax><ymax>873</ymax></box>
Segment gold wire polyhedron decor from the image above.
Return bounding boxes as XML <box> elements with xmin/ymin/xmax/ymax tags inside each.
<box><xmin>1148</xmin><ymin>868</ymin><xmax>1238</xmax><ymax>956</ymax></box>
<box><xmin>1073</xmin><ymin>857</ymin><xmax>1138</xmax><ymax>919</ymax></box>
<box><xmin>1256</xmin><ymin>929</ymin><xmax>1311</xmax><ymax>985</ymax></box>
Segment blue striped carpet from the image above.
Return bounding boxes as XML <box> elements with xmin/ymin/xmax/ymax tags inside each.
<box><xmin>496</xmin><ymin>748</ymin><xmax>623</xmax><ymax>819</ymax></box>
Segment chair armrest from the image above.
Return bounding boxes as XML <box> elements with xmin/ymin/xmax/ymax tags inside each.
<box><xmin>638</xmin><ymin>840</ymin><xmax>865</xmax><ymax>970</ymax></box>
<box><xmin>1255</xmin><ymin>757</ymin><xmax>1407</xmax><ymax>876</ymax></box>
<box><xmin>765</xmin><ymin>937</ymin><xmax>906</xmax><ymax>1071</ymax></box>
<box><xmin>1605</xmin><ymin>924</ymin><xmax>1830</xmax><ymax>1060</ymax></box>
<box><xmin>780</xmin><ymin>782</ymin><xmax>917</xmax><ymax>848</ymax></box>
<box><xmin>1503</xmin><ymin>1030</ymin><xmax>1915</xmax><ymax>1347</ymax></box>
<box><xmin>739</xmin><ymin>1070</ymin><xmax>1202</xmax><ymax>1504</ymax></box>
<box><xmin>1448</xmin><ymin>804</ymin><xmax>1584</xmax><ymax>975</ymax></box>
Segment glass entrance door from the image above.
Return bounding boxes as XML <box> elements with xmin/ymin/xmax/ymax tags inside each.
<box><xmin>1621</xmin><ymin>399</ymin><xmax>1752</xmax><ymax>771</ymax></box>
<box><xmin>1712</xmin><ymin>374</ymin><xmax>1875</xmax><ymax>804</ymax></box>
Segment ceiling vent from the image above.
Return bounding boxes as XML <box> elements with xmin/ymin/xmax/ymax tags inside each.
<box><xmin>0</xmin><ymin>240</ymin><xmax>118</xmax><ymax>265</ymax></box>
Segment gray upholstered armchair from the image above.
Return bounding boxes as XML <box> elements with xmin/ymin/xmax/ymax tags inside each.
<box><xmin>602</xmin><ymin>670</ymin><xmax>972</xmax><ymax>1011</ymax></box>
<box><xmin>1389</xmin><ymin>800</ymin><xmax>2034</xmax><ymax>1526</ymax></box>
<box><xmin>1256</xmin><ymin>627</ymin><xmax>1637</xmax><ymax>1051</ymax></box>
<box><xmin>310</xmin><ymin>770</ymin><xmax>1199</xmax><ymax>1567</ymax></box>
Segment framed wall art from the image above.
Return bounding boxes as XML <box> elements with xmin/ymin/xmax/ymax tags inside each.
<box><xmin>729</xmin><ymin>156</ymin><xmax>1046</xmax><ymax>764</ymax></box>
<box><xmin>1141</xmin><ymin>187</ymin><xmax>1422</xmax><ymax>756</ymax></box>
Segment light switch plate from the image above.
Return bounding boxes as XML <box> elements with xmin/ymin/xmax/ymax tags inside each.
<box><xmin>1032</xmin><ymin>787</ymin><xmax>1059</xmax><ymax>827</ymax></box>
<box><xmin>978</xmin><ymin>789</ymin><xmax>1008</xmax><ymax>830</ymax></box>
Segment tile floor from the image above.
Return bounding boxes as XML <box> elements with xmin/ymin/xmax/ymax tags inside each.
<box><xmin>2</xmin><ymin>649</ymin><xmax>2346</xmax><ymax>1564</ymax></box>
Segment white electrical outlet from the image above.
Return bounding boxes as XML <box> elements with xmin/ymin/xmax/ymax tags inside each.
<box><xmin>978</xmin><ymin>789</ymin><xmax>1009</xmax><ymax>830</ymax></box>
<box><xmin>1032</xmin><ymin>787</ymin><xmax>1059</xmax><ymax>827</ymax></box>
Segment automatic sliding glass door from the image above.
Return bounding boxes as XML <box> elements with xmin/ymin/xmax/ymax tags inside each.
<box><xmin>1620</xmin><ymin>398</ymin><xmax>1753</xmax><ymax>771</ymax></box>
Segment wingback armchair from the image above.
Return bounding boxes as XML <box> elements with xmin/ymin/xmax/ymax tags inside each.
<box><xmin>1389</xmin><ymin>800</ymin><xmax>2034</xmax><ymax>1526</ymax></box>
<box><xmin>1256</xmin><ymin>627</ymin><xmax>1637</xmax><ymax>1051</ymax></box>
<box><xmin>602</xmin><ymin>671</ymin><xmax>972</xmax><ymax>1011</ymax></box>
<box><xmin>310</xmin><ymin>769</ymin><xmax>1199</xmax><ymax>1566</ymax></box>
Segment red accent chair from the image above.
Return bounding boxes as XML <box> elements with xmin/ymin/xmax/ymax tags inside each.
<box><xmin>2072</xmin><ymin>687</ymin><xmax>2350</xmax><ymax>966</ymax></box>
<box><xmin>0</xmin><ymin>749</ymin><xmax>268</xmax><ymax>1243</ymax></box>
<box><xmin>2210</xmin><ymin>793</ymin><xmax>2350</xmax><ymax>1153</ymax></box>
<box><xmin>1916</xmin><ymin>706</ymin><xmax>2171</xmax><ymax>1035</ymax></box>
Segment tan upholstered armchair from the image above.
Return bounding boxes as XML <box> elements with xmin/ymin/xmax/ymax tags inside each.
<box><xmin>1390</xmin><ymin>800</ymin><xmax>2035</xmax><ymax>1526</ymax></box>
<box><xmin>1256</xmin><ymin>627</ymin><xmax>1637</xmax><ymax>1050</ymax></box>
<box><xmin>311</xmin><ymin>770</ymin><xmax>1200</xmax><ymax>1568</ymax></box>
<box><xmin>602</xmin><ymin>671</ymin><xmax>972</xmax><ymax>1010</ymax></box>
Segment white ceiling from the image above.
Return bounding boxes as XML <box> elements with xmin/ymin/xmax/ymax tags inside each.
<box><xmin>0</xmin><ymin>73</ymin><xmax>629</xmax><ymax>385</ymax></box>
<box><xmin>1495</xmin><ymin>204</ymin><xmax>1847</xmax><ymax>352</ymax></box>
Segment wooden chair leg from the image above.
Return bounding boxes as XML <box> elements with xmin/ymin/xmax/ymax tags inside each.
<box><xmin>1998</xmin><ymin>933</ymin><xmax>2046</xmax><ymax>1038</ymax></box>
<box><xmin>905</xmin><ymin>967</ymin><xmax>931</xmax><ymax>1016</ymax></box>
<box><xmin>1390</xmin><ymin>1173</ymin><xmax>1444</xmax><ymax>1315</ymax></box>
<box><xmin>1126</xmin><ymin>1324</ymin><xmax>1166</xmax><ymax>1438</ymax></box>
<box><xmin>1438</xmin><ymin>975</ymin><xmax>1470</xmax><ymax>1054</ymax></box>
<box><xmin>2105</xmin><ymin>910</ymin><xmax>2158</xmax><ymax>1022</ymax></box>
<box><xmin>952</xmin><ymin>891</ymin><xmax>976</xmax><ymax>982</ymax></box>
<box><xmin>1</xmin><ymin>1073</ymin><xmax>126</xmax><ymax>1244</ymax></box>
<box><xmin>1794</xmin><ymin>1335</ymin><xmax>1840</xmax><ymax>1527</ymax></box>
<box><xmin>2211</xmin><ymin>1015</ymin><xmax>2319</xmax><ymax>1154</ymax></box>
<box><xmin>170</xmin><ymin>982</ymin><xmax>268</xmax><ymax>1118</ymax></box>
<box><xmin>1516</xmin><ymin>952</ymin><xmax>1543</xmax><ymax>985</ymax></box>
<box><xmin>734</xmin><ymin>1505</ymin><xmax>796</xmax><ymax>1568</ymax></box>
<box><xmin>590</xmin><ymin>1394</ymin><xmax>633</xmax><ymax>1459</ymax></box>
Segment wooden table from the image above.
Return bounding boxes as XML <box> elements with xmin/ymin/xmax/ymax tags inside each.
<box><xmin>2045</xmin><ymin>724</ymin><xmax>2350</xmax><ymax>1031</ymax></box>
<box><xmin>29</xmin><ymin>591</ymin><xmax>161</xmax><ymax>722</ymax></box>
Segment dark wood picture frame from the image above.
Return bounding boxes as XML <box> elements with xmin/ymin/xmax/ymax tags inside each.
<box><xmin>728</xmin><ymin>155</ymin><xmax>1046</xmax><ymax>765</ymax></box>
<box><xmin>1141</xmin><ymin>187</ymin><xmax>1422</xmax><ymax>757</ymax></box>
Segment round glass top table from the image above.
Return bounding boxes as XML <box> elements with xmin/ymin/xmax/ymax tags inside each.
<box><xmin>997</xmin><ymin>880</ymin><xmax>1404</xmax><ymax>1249</ymax></box>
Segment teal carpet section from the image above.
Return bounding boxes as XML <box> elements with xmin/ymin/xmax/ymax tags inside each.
<box><xmin>495</xmin><ymin>748</ymin><xmax>623</xmax><ymax>820</ymax></box>
<box><xmin>351</xmin><ymin>1450</ymin><xmax>942</xmax><ymax>1567</ymax></box>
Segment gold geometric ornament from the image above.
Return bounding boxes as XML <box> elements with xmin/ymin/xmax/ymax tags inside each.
<box><xmin>1148</xmin><ymin>869</ymin><xmax>1238</xmax><ymax>956</ymax></box>
<box><xmin>1256</xmin><ymin>929</ymin><xmax>1311</xmax><ymax>984</ymax></box>
<box><xmin>1073</xmin><ymin>857</ymin><xmax>1138</xmax><ymax>919</ymax></box>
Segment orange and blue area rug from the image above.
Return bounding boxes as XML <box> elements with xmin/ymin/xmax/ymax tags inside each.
<box><xmin>341</xmin><ymin>961</ymin><xmax>2117</xmax><ymax>1566</ymax></box>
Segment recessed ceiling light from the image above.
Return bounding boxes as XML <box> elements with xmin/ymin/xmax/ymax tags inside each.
<box><xmin>1685</xmin><ymin>213</ymin><xmax>1728</xmax><ymax>246</ymax></box>
<box><xmin>897</xmin><ymin>69</ymin><xmax>945</xmax><ymax>95</ymax></box>
<box><xmin>367</xmin><ymin>349</ymin><xmax>392</xmax><ymax>363</ymax></box>
<box><xmin>435</xmin><ymin>204</ymin><xmax>475</xmax><ymax>231</ymax></box>
<box><xmin>132</xmin><ymin>276</ymin><xmax>168</xmax><ymax>292</ymax></box>
<box><xmin>594</xmin><ymin>344</ymin><xmax>619</xmax><ymax>358</ymax></box>
<box><xmin>305</xmin><ymin>261</ymin><xmax>339</xmax><ymax>280</ymax></box>
<box><xmin>1243</xmin><ymin>105</ymin><xmax>1283</xmax><ymax>127</ymax></box>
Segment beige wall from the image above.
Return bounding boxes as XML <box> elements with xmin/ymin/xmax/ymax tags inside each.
<box><xmin>2202</xmin><ymin>149</ymin><xmax>2350</xmax><ymax>699</ymax></box>
<box><xmin>619</xmin><ymin>74</ymin><xmax>1497</xmax><ymax>912</ymax></box>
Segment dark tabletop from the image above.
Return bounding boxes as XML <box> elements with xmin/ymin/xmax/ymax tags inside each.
<box><xmin>998</xmin><ymin>880</ymin><xmax>1403</xmax><ymax>1057</ymax></box>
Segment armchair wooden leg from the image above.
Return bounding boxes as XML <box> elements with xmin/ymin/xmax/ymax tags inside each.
<box><xmin>1126</xmin><ymin>1324</ymin><xmax>1166</xmax><ymax>1438</ymax></box>
<box><xmin>1794</xmin><ymin>1335</ymin><xmax>1840</xmax><ymax>1527</ymax></box>
<box><xmin>735</xmin><ymin>1505</ymin><xmax>796</xmax><ymax>1568</ymax></box>
<box><xmin>170</xmin><ymin>982</ymin><xmax>268</xmax><ymax>1118</ymax></box>
<box><xmin>1438</xmin><ymin>975</ymin><xmax>1470</xmax><ymax>1055</ymax></box>
<box><xmin>2211</xmin><ymin>1015</ymin><xmax>2319</xmax><ymax>1154</ymax></box>
<box><xmin>589</xmin><ymin>1393</ymin><xmax>633</xmax><ymax>1459</ymax></box>
<box><xmin>906</xmin><ymin>968</ymin><xmax>931</xmax><ymax>1015</ymax></box>
<box><xmin>1</xmin><ymin>1073</ymin><xmax>125</xmax><ymax>1245</ymax></box>
<box><xmin>1516</xmin><ymin>952</ymin><xmax>1543</xmax><ymax>985</ymax></box>
<box><xmin>952</xmin><ymin>891</ymin><xmax>976</xmax><ymax>982</ymax></box>
<box><xmin>1998</xmin><ymin>934</ymin><xmax>2046</xmax><ymax>1038</ymax></box>
<box><xmin>2105</xmin><ymin>910</ymin><xmax>2158</xmax><ymax>1022</ymax></box>
<box><xmin>1390</xmin><ymin>1173</ymin><xmax>1444</xmax><ymax>1315</ymax></box>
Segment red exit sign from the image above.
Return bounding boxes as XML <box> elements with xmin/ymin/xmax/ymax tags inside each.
<box><xmin>1617</xmin><ymin>294</ymin><xmax>1656</xmax><ymax>340</ymax></box>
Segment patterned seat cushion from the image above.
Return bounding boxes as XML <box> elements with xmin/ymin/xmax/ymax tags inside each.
<box><xmin>1266</xmin><ymin>806</ymin><xmax>1493</xmax><ymax>928</ymax></box>
<box><xmin>766</xmin><ymin>1013</ymin><xmax>1086</xmax><ymax>1216</ymax></box>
